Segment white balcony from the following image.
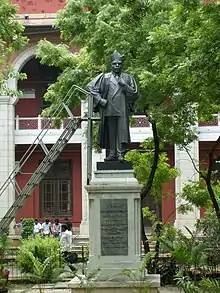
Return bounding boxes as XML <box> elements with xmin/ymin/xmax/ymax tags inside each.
<box><xmin>198</xmin><ymin>114</ymin><xmax>220</xmax><ymax>141</ymax></box>
<box><xmin>14</xmin><ymin>115</ymin><xmax>220</xmax><ymax>145</ymax></box>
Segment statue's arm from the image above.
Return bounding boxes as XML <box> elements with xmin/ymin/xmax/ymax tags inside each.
<box><xmin>123</xmin><ymin>75</ymin><xmax>138</xmax><ymax>114</ymax></box>
<box><xmin>124</xmin><ymin>76</ymin><xmax>138</xmax><ymax>95</ymax></box>
<box><xmin>119</xmin><ymin>74</ymin><xmax>138</xmax><ymax>97</ymax></box>
<box><xmin>86</xmin><ymin>74</ymin><xmax>107</xmax><ymax>109</ymax></box>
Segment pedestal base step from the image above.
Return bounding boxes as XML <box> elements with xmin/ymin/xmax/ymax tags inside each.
<box><xmin>69</xmin><ymin>275</ymin><xmax>160</xmax><ymax>293</ymax></box>
<box><xmin>97</xmin><ymin>161</ymin><xmax>132</xmax><ymax>170</ymax></box>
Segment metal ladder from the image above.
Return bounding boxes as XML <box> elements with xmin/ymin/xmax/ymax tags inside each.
<box><xmin>0</xmin><ymin>85</ymin><xmax>89</xmax><ymax>232</ymax></box>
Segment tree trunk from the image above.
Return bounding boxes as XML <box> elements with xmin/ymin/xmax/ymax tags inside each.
<box><xmin>141</xmin><ymin>202</ymin><xmax>150</xmax><ymax>253</ymax></box>
<box><xmin>140</xmin><ymin>121</ymin><xmax>160</xmax><ymax>253</ymax></box>
<box><xmin>205</xmin><ymin>137</ymin><xmax>220</xmax><ymax>219</ymax></box>
<box><xmin>141</xmin><ymin>121</ymin><xmax>160</xmax><ymax>200</ymax></box>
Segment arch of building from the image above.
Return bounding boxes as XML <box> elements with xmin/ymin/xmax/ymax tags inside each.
<box><xmin>8</xmin><ymin>46</ymin><xmax>37</xmax><ymax>103</ymax></box>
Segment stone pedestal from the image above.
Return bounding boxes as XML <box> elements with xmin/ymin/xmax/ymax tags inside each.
<box><xmin>69</xmin><ymin>162</ymin><xmax>160</xmax><ymax>292</ymax></box>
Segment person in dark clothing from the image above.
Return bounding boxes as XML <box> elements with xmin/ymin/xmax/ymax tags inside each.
<box><xmin>64</xmin><ymin>217</ymin><xmax>72</xmax><ymax>232</ymax></box>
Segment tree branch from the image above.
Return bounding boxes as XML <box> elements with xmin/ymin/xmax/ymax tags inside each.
<box><xmin>183</xmin><ymin>145</ymin><xmax>206</xmax><ymax>180</ymax></box>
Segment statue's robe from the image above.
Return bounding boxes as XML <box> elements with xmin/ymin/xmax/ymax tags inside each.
<box><xmin>87</xmin><ymin>72</ymin><xmax>138</xmax><ymax>149</ymax></box>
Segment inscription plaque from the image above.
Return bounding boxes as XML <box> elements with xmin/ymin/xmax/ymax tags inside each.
<box><xmin>100</xmin><ymin>199</ymin><xmax>128</xmax><ymax>256</ymax></box>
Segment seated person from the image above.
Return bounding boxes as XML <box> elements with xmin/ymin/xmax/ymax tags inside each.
<box><xmin>33</xmin><ymin>219</ymin><xmax>42</xmax><ymax>236</ymax></box>
<box><xmin>52</xmin><ymin>218</ymin><xmax>61</xmax><ymax>237</ymax></box>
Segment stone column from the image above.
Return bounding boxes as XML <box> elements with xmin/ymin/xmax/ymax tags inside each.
<box><xmin>0</xmin><ymin>96</ymin><xmax>15</xmax><ymax>229</ymax></box>
<box><xmin>80</xmin><ymin>145</ymin><xmax>105</xmax><ymax>235</ymax></box>
<box><xmin>174</xmin><ymin>141</ymin><xmax>200</xmax><ymax>232</ymax></box>
<box><xmin>79</xmin><ymin>101</ymin><xmax>105</xmax><ymax>236</ymax></box>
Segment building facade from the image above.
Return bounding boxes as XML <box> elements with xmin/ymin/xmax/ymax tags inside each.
<box><xmin>0</xmin><ymin>0</ymin><xmax>218</xmax><ymax>235</ymax></box>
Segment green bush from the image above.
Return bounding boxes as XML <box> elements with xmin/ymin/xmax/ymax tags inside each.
<box><xmin>196</xmin><ymin>211</ymin><xmax>220</xmax><ymax>269</ymax></box>
<box><xmin>21</xmin><ymin>218</ymin><xmax>35</xmax><ymax>239</ymax></box>
<box><xmin>16</xmin><ymin>236</ymin><xmax>63</xmax><ymax>283</ymax></box>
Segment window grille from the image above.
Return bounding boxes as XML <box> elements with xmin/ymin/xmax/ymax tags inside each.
<box><xmin>40</xmin><ymin>160</ymin><xmax>72</xmax><ymax>217</ymax></box>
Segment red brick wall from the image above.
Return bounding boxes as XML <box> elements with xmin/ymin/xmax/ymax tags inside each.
<box><xmin>12</xmin><ymin>0</ymin><xmax>65</xmax><ymax>14</ymax></box>
<box><xmin>11</xmin><ymin>0</ymin><xmax>217</xmax><ymax>15</ymax></box>
<box><xmin>162</xmin><ymin>148</ymin><xmax>176</xmax><ymax>224</ymax></box>
<box><xmin>15</xmin><ymin>145</ymin><xmax>82</xmax><ymax>227</ymax></box>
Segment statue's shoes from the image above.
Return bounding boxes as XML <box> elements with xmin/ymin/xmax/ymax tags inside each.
<box><xmin>104</xmin><ymin>155</ymin><xmax>118</xmax><ymax>162</ymax></box>
<box><xmin>117</xmin><ymin>154</ymin><xmax>124</xmax><ymax>162</ymax></box>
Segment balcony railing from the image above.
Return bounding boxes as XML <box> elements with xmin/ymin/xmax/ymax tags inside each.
<box><xmin>14</xmin><ymin>114</ymin><xmax>220</xmax><ymax>131</ymax></box>
<box><xmin>14</xmin><ymin>115</ymin><xmax>82</xmax><ymax>130</ymax></box>
<box><xmin>15</xmin><ymin>115</ymin><xmax>150</xmax><ymax>130</ymax></box>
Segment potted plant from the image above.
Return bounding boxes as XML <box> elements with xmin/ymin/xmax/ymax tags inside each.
<box><xmin>0</xmin><ymin>234</ymin><xmax>10</xmax><ymax>293</ymax></box>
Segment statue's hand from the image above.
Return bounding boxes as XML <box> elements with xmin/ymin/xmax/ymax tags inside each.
<box><xmin>99</xmin><ymin>98</ymin><xmax>107</xmax><ymax>108</ymax></box>
<box><xmin>118</xmin><ymin>77</ymin><xmax>126</xmax><ymax>88</ymax></box>
<box><xmin>128</xmin><ymin>103</ymin><xmax>135</xmax><ymax>114</ymax></box>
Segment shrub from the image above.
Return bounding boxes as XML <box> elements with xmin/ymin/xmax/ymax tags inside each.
<box><xmin>21</xmin><ymin>218</ymin><xmax>35</xmax><ymax>239</ymax></box>
<box><xmin>16</xmin><ymin>236</ymin><xmax>63</xmax><ymax>282</ymax></box>
<box><xmin>196</xmin><ymin>211</ymin><xmax>220</xmax><ymax>271</ymax></box>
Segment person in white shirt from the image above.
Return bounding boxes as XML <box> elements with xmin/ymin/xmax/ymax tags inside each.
<box><xmin>42</xmin><ymin>219</ymin><xmax>52</xmax><ymax>237</ymax></box>
<box><xmin>66</xmin><ymin>227</ymin><xmax>72</xmax><ymax>249</ymax></box>
<box><xmin>60</xmin><ymin>224</ymin><xmax>70</xmax><ymax>252</ymax></box>
<box><xmin>33</xmin><ymin>219</ymin><xmax>42</xmax><ymax>236</ymax></box>
<box><xmin>60</xmin><ymin>224</ymin><xmax>77</xmax><ymax>271</ymax></box>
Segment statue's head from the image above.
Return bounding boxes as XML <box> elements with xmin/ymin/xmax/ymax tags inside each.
<box><xmin>110</xmin><ymin>50</ymin><xmax>124</xmax><ymax>75</ymax></box>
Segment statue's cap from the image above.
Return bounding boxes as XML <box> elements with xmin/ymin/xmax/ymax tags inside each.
<box><xmin>110</xmin><ymin>50</ymin><xmax>124</xmax><ymax>62</ymax></box>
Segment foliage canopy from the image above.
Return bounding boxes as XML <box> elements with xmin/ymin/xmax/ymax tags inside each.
<box><xmin>37</xmin><ymin>0</ymin><xmax>220</xmax><ymax>146</ymax></box>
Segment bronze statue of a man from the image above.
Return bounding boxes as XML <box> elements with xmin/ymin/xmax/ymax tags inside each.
<box><xmin>87</xmin><ymin>50</ymin><xmax>138</xmax><ymax>161</ymax></box>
